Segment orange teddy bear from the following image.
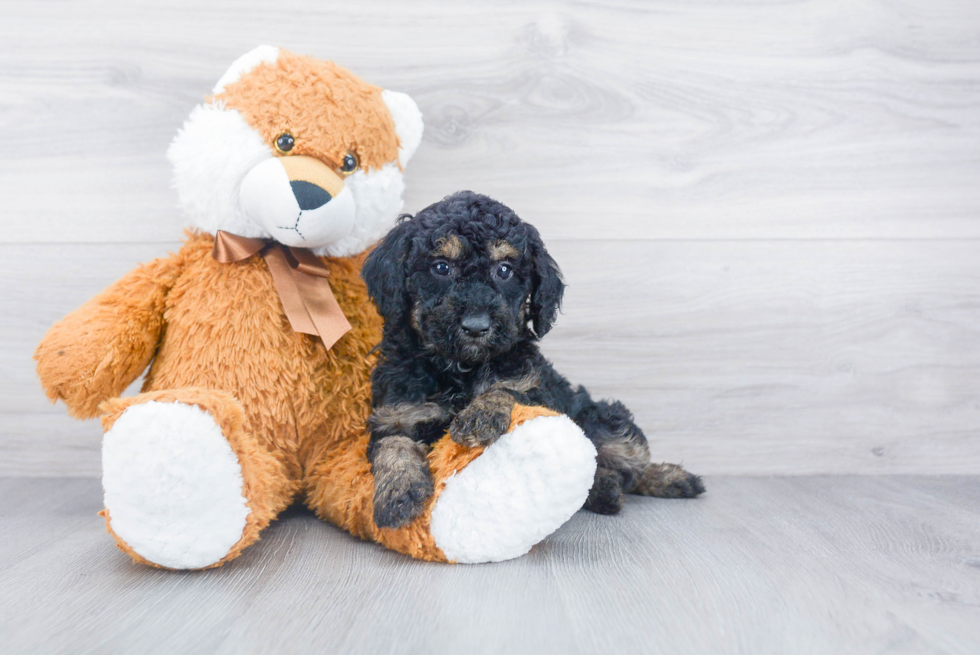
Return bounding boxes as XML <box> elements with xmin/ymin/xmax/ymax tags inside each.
<box><xmin>34</xmin><ymin>47</ymin><xmax>597</xmax><ymax>568</ymax></box>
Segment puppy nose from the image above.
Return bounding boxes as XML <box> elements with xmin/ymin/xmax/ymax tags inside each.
<box><xmin>290</xmin><ymin>180</ymin><xmax>332</xmax><ymax>210</ymax></box>
<box><xmin>461</xmin><ymin>314</ymin><xmax>491</xmax><ymax>337</ymax></box>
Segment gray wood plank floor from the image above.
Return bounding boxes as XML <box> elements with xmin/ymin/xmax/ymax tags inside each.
<box><xmin>2</xmin><ymin>476</ymin><xmax>979</xmax><ymax>655</ymax></box>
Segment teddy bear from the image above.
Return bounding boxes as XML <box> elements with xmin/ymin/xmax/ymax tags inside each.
<box><xmin>34</xmin><ymin>46</ymin><xmax>597</xmax><ymax>568</ymax></box>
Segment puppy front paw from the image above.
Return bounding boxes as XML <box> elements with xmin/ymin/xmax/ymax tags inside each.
<box><xmin>373</xmin><ymin>465</ymin><xmax>434</xmax><ymax>529</ymax></box>
<box><xmin>450</xmin><ymin>392</ymin><xmax>514</xmax><ymax>448</ymax></box>
<box><xmin>371</xmin><ymin>435</ymin><xmax>435</xmax><ymax>529</ymax></box>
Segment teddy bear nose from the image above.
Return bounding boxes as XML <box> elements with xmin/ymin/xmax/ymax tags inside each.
<box><xmin>290</xmin><ymin>180</ymin><xmax>333</xmax><ymax>210</ymax></box>
<box><xmin>461</xmin><ymin>314</ymin><xmax>491</xmax><ymax>337</ymax></box>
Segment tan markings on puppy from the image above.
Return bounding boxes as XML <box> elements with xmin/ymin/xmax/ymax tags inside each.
<box><xmin>410</xmin><ymin>301</ymin><xmax>423</xmax><ymax>332</ymax></box>
<box><xmin>432</xmin><ymin>235</ymin><xmax>464</xmax><ymax>260</ymax></box>
<box><xmin>369</xmin><ymin>402</ymin><xmax>447</xmax><ymax>438</ymax></box>
<box><xmin>596</xmin><ymin>438</ymin><xmax>651</xmax><ymax>485</ymax></box>
<box><xmin>449</xmin><ymin>389</ymin><xmax>515</xmax><ymax>448</ymax></box>
<box><xmin>214</xmin><ymin>50</ymin><xmax>400</xmax><ymax>171</ymax></box>
<box><xmin>488</xmin><ymin>240</ymin><xmax>519</xmax><ymax>261</ymax></box>
<box><xmin>474</xmin><ymin>370</ymin><xmax>541</xmax><ymax>397</ymax></box>
<box><xmin>372</xmin><ymin>435</ymin><xmax>429</xmax><ymax>472</ymax></box>
<box><xmin>493</xmin><ymin>370</ymin><xmax>540</xmax><ymax>394</ymax></box>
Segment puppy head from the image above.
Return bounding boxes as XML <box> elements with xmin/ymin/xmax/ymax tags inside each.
<box><xmin>363</xmin><ymin>191</ymin><xmax>564</xmax><ymax>364</ymax></box>
<box><xmin>167</xmin><ymin>46</ymin><xmax>423</xmax><ymax>257</ymax></box>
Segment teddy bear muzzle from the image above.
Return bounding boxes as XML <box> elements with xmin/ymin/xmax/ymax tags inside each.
<box><xmin>239</xmin><ymin>155</ymin><xmax>356</xmax><ymax>248</ymax></box>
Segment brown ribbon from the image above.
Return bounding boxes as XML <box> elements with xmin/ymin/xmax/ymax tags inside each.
<box><xmin>213</xmin><ymin>230</ymin><xmax>352</xmax><ymax>349</ymax></box>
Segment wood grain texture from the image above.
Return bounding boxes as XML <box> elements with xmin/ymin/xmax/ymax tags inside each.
<box><xmin>2</xmin><ymin>0</ymin><xmax>980</xmax><ymax>242</ymax></box>
<box><xmin>4</xmin><ymin>240</ymin><xmax>978</xmax><ymax>475</ymax></box>
<box><xmin>2</xmin><ymin>0</ymin><xmax>979</xmax><ymax>475</ymax></box>
<box><xmin>1</xmin><ymin>476</ymin><xmax>978</xmax><ymax>654</ymax></box>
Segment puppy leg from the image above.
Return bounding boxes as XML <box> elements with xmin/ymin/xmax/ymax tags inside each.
<box><xmin>633</xmin><ymin>462</ymin><xmax>705</xmax><ymax>499</ymax></box>
<box><xmin>575</xmin><ymin>397</ymin><xmax>650</xmax><ymax>488</ymax></box>
<box><xmin>585</xmin><ymin>467</ymin><xmax>626</xmax><ymax>515</ymax></box>
<box><xmin>575</xmin><ymin>396</ymin><xmax>705</xmax><ymax>509</ymax></box>
<box><xmin>371</xmin><ymin>436</ymin><xmax>434</xmax><ymax>529</ymax></box>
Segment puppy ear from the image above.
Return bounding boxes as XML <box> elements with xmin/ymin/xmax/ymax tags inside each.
<box><xmin>363</xmin><ymin>218</ymin><xmax>414</xmax><ymax>321</ymax></box>
<box><xmin>528</xmin><ymin>231</ymin><xmax>564</xmax><ymax>338</ymax></box>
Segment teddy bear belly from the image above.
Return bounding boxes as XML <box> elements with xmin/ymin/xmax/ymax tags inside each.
<box><xmin>142</xmin><ymin>308</ymin><xmax>372</xmax><ymax>482</ymax></box>
<box><xmin>133</xmin><ymin>237</ymin><xmax>379</xmax><ymax>481</ymax></box>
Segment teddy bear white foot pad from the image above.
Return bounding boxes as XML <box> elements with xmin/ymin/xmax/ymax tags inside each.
<box><xmin>430</xmin><ymin>414</ymin><xmax>597</xmax><ymax>563</ymax></box>
<box><xmin>102</xmin><ymin>401</ymin><xmax>251</xmax><ymax>569</ymax></box>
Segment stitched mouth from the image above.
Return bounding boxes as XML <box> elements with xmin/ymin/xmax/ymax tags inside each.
<box><xmin>276</xmin><ymin>211</ymin><xmax>306</xmax><ymax>240</ymax></box>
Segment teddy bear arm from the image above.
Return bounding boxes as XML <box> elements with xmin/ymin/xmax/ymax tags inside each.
<box><xmin>34</xmin><ymin>254</ymin><xmax>183</xmax><ymax>419</ymax></box>
<box><xmin>304</xmin><ymin>404</ymin><xmax>597</xmax><ymax>563</ymax></box>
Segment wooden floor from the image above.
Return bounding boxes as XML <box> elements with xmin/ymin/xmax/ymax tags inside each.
<box><xmin>2</xmin><ymin>476</ymin><xmax>978</xmax><ymax>655</ymax></box>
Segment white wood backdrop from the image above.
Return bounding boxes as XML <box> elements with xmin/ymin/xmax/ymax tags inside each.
<box><xmin>2</xmin><ymin>0</ymin><xmax>978</xmax><ymax>476</ymax></box>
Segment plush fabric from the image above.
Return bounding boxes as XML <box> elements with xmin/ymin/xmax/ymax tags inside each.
<box><xmin>167</xmin><ymin>47</ymin><xmax>416</xmax><ymax>258</ymax></box>
<box><xmin>215</xmin><ymin>50</ymin><xmax>399</xmax><ymax>173</ymax></box>
<box><xmin>101</xmin><ymin>399</ymin><xmax>252</xmax><ymax>569</ymax></box>
<box><xmin>34</xmin><ymin>48</ymin><xmax>596</xmax><ymax>568</ymax></box>
<box><xmin>39</xmin><ymin>232</ymin><xmax>593</xmax><ymax>566</ymax></box>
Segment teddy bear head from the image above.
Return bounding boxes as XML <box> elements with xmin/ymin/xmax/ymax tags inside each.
<box><xmin>167</xmin><ymin>46</ymin><xmax>423</xmax><ymax>257</ymax></box>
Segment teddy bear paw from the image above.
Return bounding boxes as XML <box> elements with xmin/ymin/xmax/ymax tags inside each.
<box><xmin>430</xmin><ymin>413</ymin><xmax>597</xmax><ymax>563</ymax></box>
<box><xmin>102</xmin><ymin>400</ymin><xmax>250</xmax><ymax>569</ymax></box>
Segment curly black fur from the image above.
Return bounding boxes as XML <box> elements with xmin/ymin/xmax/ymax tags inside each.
<box><xmin>362</xmin><ymin>191</ymin><xmax>704</xmax><ymax>528</ymax></box>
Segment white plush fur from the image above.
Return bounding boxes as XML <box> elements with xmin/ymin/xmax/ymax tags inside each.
<box><xmin>167</xmin><ymin>102</ymin><xmax>273</xmax><ymax>239</ymax></box>
<box><xmin>382</xmin><ymin>90</ymin><xmax>424</xmax><ymax>167</ymax></box>
<box><xmin>102</xmin><ymin>401</ymin><xmax>250</xmax><ymax>570</ymax></box>
<box><xmin>318</xmin><ymin>162</ymin><xmax>405</xmax><ymax>257</ymax></box>
<box><xmin>430</xmin><ymin>415</ymin><xmax>597</xmax><ymax>564</ymax></box>
<box><xmin>168</xmin><ymin>103</ymin><xmax>408</xmax><ymax>257</ymax></box>
<box><xmin>167</xmin><ymin>49</ymin><xmax>422</xmax><ymax>256</ymax></box>
<box><xmin>213</xmin><ymin>45</ymin><xmax>280</xmax><ymax>95</ymax></box>
<box><xmin>239</xmin><ymin>157</ymin><xmax>358</xmax><ymax>248</ymax></box>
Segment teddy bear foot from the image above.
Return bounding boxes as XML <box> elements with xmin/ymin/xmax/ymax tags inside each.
<box><xmin>101</xmin><ymin>400</ymin><xmax>251</xmax><ymax>569</ymax></box>
<box><xmin>429</xmin><ymin>413</ymin><xmax>597</xmax><ymax>563</ymax></box>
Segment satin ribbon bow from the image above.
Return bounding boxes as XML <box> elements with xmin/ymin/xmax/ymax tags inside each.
<box><xmin>212</xmin><ymin>230</ymin><xmax>352</xmax><ymax>349</ymax></box>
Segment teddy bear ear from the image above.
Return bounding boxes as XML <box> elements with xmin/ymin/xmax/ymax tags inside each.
<box><xmin>382</xmin><ymin>90</ymin><xmax>424</xmax><ymax>167</ymax></box>
<box><xmin>212</xmin><ymin>45</ymin><xmax>281</xmax><ymax>95</ymax></box>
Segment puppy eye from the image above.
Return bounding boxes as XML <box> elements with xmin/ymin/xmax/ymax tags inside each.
<box><xmin>432</xmin><ymin>261</ymin><xmax>451</xmax><ymax>277</ymax></box>
<box><xmin>275</xmin><ymin>132</ymin><xmax>295</xmax><ymax>154</ymax></box>
<box><xmin>495</xmin><ymin>263</ymin><xmax>513</xmax><ymax>280</ymax></box>
<box><xmin>340</xmin><ymin>152</ymin><xmax>359</xmax><ymax>176</ymax></box>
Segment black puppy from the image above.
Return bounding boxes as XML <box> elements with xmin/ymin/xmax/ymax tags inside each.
<box><xmin>362</xmin><ymin>191</ymin><xmax>704</xmax><ymax>528</ymax></box>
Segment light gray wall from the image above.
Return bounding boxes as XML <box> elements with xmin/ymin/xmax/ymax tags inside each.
<box><xmin>3</xmin><ymin>0</ymin><xmax>978</xmax><ymax>476</ymax></box>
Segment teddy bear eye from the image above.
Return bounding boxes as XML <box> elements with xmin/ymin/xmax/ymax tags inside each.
<box><xmin>340</xmin><ymin>153</ymin><xmax>359</xmax><ymax>175</ymax></box>
<box><xmin>495</xmin><ymin>263</ymin><xmax>514</xmax><ymax>280</ymax></box>
<box><xmin>275</xmin><ymin>132</ymin><xmax>295</xmax><ymax>154</ymax></box>
<box><xmin>431</xmin><ymin>261</ymin><xmax>451</xmax><ymax>277</ymax></box>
